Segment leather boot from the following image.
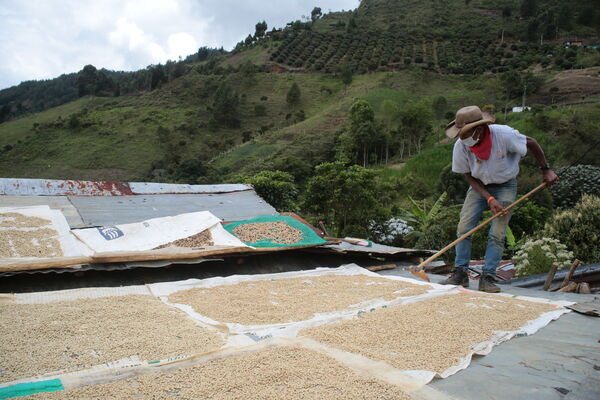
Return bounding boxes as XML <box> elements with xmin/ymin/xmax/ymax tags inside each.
<box><xmin>478</xmin><ymin>274</ymin><xmax>501</xmax><ymax>293</ymax></box>
<box><xmin>440</xmin><ymin>268</ymin><xmax>469</xmax><ymax>287</ymax></box>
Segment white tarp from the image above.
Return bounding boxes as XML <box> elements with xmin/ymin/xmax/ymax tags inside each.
<box><xmin>72</xmin><ymin>211</ymin><xmax>248</xmax><ymax>253</ymax></box>
<box><xmin>0</xmin><ymin>265</ymin><xmax>573</xmax><ymax>398</ymax></box>
<box><xmin>149</xmin><ymin>264</ymin><xmax>450</xmax><ymax>338</ymax></box>
<box><xmin>0</xmin><ymin>205</ymin><xmax>92</xmax><ymax>259</ymax></box>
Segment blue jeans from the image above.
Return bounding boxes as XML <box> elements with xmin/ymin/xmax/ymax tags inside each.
<box><xmin>454</xmin><ymin>179</ymin><xmax>517</xmax><ymax>276</ymax></box>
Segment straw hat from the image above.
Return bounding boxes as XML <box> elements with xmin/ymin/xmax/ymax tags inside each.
<box><xmin>445</xmin><ymin>106</ymin><xmax>495</xmax><ymax>139</ymax></box>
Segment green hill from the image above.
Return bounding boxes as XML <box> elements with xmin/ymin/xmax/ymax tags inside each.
<box><xmin>0</xmin><ymin>0</ymin><xmax>599</xmax><ymax>184</ymax></box>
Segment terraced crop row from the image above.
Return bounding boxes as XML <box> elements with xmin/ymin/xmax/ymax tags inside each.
<box><xmin>270</xmin><ymin>31</ymin><xmax>583</xmax><ymax>74</ymax></box>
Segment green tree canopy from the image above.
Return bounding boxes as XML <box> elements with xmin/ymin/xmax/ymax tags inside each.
<box><xmin>245</xmin><ymin>170</ymin><xmax>298</xmax><ymax>211</ymax></box>
<box><xmin>212</xmin><ymin>81</ymin><xmax>240</xmax><ymax>128</ymax></box>
<box><xmin>255</xmin><ymin>21</ymin><xmax>267</xmax><ymax>38</ymax></box>
<box><xmin>520</xmin><ymin>0</ymin><xmax>538</xmax><ymax>18</ymax></box>
<box><xmin>337</xmin><ymin>99</ymin><xmax>383</xmax><ymax>167</ymax></box>
<box><xmin>340</xmin><ymin>65</ymin><xmax>353</xmax><ymax>87</ymax></box>
<box><xmin>303</xmin><ymin>161</ymin><xmax>387</xmax><ymax>237</ymax></box>
<box><xmin>311</xmin><ymin>7</ymin><xmax>322</xmax><ymax>22</ymax></box>
<box><xmin>397</xmin><ymin>101</ymin><xmax>433</xmax><ymax>155</ymax></box>
<box><xmin>432</xmin><ymin>96</ymin><xmax>448</xmax><ymax>120</ymax></box>
<box><xmin>286</xmin><ymin>82</ymin><xmax>301</xmax><ymax>107</ymax></box>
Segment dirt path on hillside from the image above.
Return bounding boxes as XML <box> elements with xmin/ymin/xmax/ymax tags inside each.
<box><xmin>388</xmin><ymin>163</ymin><xmax>406</xmax><ymax>169</ymax></box>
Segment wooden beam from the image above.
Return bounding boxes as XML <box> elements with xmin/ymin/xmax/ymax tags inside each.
<box><xmin>543</xmin><ymin>263</ymin><xmax>560</xmax><ymax>291</ymax></box>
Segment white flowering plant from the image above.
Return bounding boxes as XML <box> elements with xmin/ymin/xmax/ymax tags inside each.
<box><xmin>512</xmin><ymin>237</ymin><xmax>573</xmax><ymax>277</ymax></box>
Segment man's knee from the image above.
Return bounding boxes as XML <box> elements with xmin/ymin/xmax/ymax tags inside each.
<box><xmin>489</xmin><ymin>221</ymin><xmax>508</xmax><ymax>244</ymax></box>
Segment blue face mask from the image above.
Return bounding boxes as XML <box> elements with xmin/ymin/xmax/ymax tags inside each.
<box><xmin>461</xmin><ymin>135</ymin><xmax>480</xmax><ymax>147</ymax></box>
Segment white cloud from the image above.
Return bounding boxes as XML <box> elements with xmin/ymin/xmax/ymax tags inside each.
<box><xmin>167</xmin><ymin>32</ymin><xmax>199</xmax><ymax>61</ymax></box>
<box><xmin>0</xmin><ymin>0</ymin><xmax>359</xmax><ymax>89</ymax></box>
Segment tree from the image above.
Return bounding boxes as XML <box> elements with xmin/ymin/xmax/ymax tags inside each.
<box><xmin>431</xmin><ymin>96</ymin><xmax>448</xmax><ymax>121</ymax></box>
<box><xmin>500</xmin><ymin>71</ymin><xmax>543</xmax><ymax>109</ymax></box>
<box><xmin>255</xmin><ymin>21</ymin><xmax>267</xmax><ymax>38</ymax></box>
<box><xmin>520</xmin><ymin>0</ymin><xmax>537</xmax><ymax>18</ymax></box>
<box><xmin>380</xmin><ymin>99</ymin><xmax>399</xmax><ymax>162</ymax></box>
<box><xmin>212</xmin><ymin>82</ymin><xmax>240</xmax><ymax>128</ymax></box>
<box><xmin>286</xmin><ymin>82</ymin><xmax>301</xmax><ymax>107</ymax></box>
<box><xmin>311</xmin><ymin>7</ymin><xmax>322</xmax><ymax>22</ymax></box>
<box><xmin>557</xmin><ymin>4</ymin><xmax>573</xmax><ymax>32</ymax></box>
<box><xmin>172</xmin><ymin>159</ymin><xmax>207</xmax><ymax>183</ymax></box>
<box><xmin>340</xmin><ymin>65</ymin><xmax>353</xmax><ymax>90</ymax></box>
<box><xmin>346</xmin><ymin>15</ymin><xmax>358</xmax><ymax>33</ymax></box>
<box><xmin>397</xmin><ymin>101</ymin><xmax>433</xmax><ymax>155</ymax></box>
<box><xmin>337</xmin><ymin>100</ymin><xmax>383</xmax><ymax>167</ymax></box>
<box><xmin>76</xmin><ymin>65</ymin><xmax>98</xmax><ymax>97</ymax></box>
<box><xmin>245</xmin><ymin>170</ymin><xmax>298</xmax><ymax>211</ymax></box>
<box><xmin>239</xmin><ymin>60</ymin><xmax>255</xmax><ymax>85</ymax></box>
<box><xmin>402</xmin><ymin>192</ymin><xmax>448</xmax><ymax>245</ymax></box>
<box><xmin>303</xmin><ymin>162</ymin><xmax>388</xmax><ymax>237</ymax></box>
<box><xmin>437</xmin><ymin>164</ymin><xmax>468</xmax><ymax>204</ymax></box>
<box><xmin>150</xmin><ymin>65</ymin><xmax>167</xmax><ymax>90</ymax></box>
<box><xmin>244</xmin><ymin>34</ymin><xmax>254</xmax><ymax>46</ymax></box>
<box><xmin>0</xmin><ymin>105</ymin><xmax>10</xmax><ymax>123</ymax></box>
<box><xmin>197</xmin><ymin>47</ymin><xmax>210</xmax><ymax>61</ymax></box>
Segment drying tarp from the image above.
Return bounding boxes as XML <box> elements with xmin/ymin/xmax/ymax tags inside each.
<box><xmin>73</xmin><ymin>211</ymin><xmax>248</xmax><ymax>253</ymax></box>
<box><xmin>223</xmin><ymin>214</ymin><xmax>328</xmax><ymax>248</ymax></box>
<box><xmin>0</xmin><ymin>265</ymin><xmax>572</xmax><ymax>399</ymax></box>
<box><xmin>0</xmin><ymin>206</ymin><xmax>93</xmax><ymax>271</ymax></box>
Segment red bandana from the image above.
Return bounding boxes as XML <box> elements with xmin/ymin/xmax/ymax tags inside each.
<box><xmin>468</xmin><ymin>125</ymin><xmax>492</xmax><ymax>160</ymax></box>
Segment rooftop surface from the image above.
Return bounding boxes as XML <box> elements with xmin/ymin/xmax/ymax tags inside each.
<box><xmin>379</xmin><ymin>268</ymin><xmax>600</xmax><ymax>400</ymax></box>
<box><xmin>0</xmin><ymin>178</ymin><xmax>276</xmax><ymax>228</ymax></box>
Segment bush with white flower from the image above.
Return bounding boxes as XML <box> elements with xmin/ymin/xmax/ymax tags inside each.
<box><xmin>513</xmin><ymin>237</ymin><xmax>573</xmax><ymax>277</ymax></box>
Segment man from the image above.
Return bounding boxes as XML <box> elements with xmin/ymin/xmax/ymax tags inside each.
<box><xmin>442</xmin><ymin>106</ymin><xmax>558</xmax><ymax>292</ymax></box>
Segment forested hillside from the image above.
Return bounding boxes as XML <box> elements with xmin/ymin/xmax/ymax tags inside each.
<box><xmin>2</xmin><ymin>0</ymin><xmax>598</xmax><ymax>121</ymax></box>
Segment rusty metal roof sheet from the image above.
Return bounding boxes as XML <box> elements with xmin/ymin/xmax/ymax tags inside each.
<box><xmin>0</xmin><ymin>178</ymin><xmax>252</xmax><ymax>196</ymax></box>
<box><xmin>0</xmin><ymin>178</ymin><xmax>133</xmax><ymax>196</ymax></box>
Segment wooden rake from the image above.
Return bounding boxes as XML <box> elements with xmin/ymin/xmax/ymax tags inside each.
<box><xmin>408</xmin><ymin>182</ymin><xmax>549</xmax><ymax>282</ymax></box>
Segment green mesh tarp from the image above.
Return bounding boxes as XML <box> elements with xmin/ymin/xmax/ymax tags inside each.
<box><xmin>224</xmin><ymin>215</ymin><xmax>328</xmax><ymax>248</ymax></box>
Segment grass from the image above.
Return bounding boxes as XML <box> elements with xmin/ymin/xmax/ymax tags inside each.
<box><xmin>394</xmin><ymin>144</ymin><xmax>453</xmax><ymax>185</ymax></box>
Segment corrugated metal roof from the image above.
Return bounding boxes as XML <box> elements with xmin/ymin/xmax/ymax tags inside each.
<box><xmin>320</xmin><ymin>241</ymin><xmax>435</xmax><ymax>257</ymax></box>
<box><xmin>129</xmin><ymin>182</ymin><xmax>251</xmax><ymax>194</ymax></box>
<box><xmin>0</xmin><ymin>178</ymin><xmax>133</xmax><ymax>196</ymax></box>
<box><xmin>0</xmin><ymin>178</ymin><xmax>252</xmax><ymax>196</ymax></box>
<box><xmin>69</xmin><ymin>191</ymin><xmax>276</xmax><ymax>227</ymax></box>
<box><xmin>0</xmin><ymin>178</ymin><xmax>274</xmax><ymax>228</ymax></box>
<box><xmin>0</xmin><ymin>195</ymin><xmax>86</xmax><ymax>228</ymax></box>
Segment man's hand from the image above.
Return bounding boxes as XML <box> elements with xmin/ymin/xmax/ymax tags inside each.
<box><xmin>543</xmin><ymin>169</ymin><xmax>559</xmax><ymax>186</ymax></box>
<box><xmin>489</xmin><ymin>199</ymin><xmax>508</xmax><ymax>216</ymax></box>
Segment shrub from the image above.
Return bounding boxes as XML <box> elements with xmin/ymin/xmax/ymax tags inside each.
<box><xmin>544</xmin><ymin>194</ymin><xmax>600</xmax><ymax>263</ymax></box>
<box><xmin>550</xmin><ymin>165</ymin><xmax>600</xmax><ymax>208</ymax></box>
<box><xmin>508</xmin><ymin>199</ymin><xmax>551</xmax><ymax>241</ymax></box>
<box><xmin>245</xmin><ymin>170</ymin><xmax>298</xmax><ymax>212</ymax></box>
<box><xmin>254</xmin><ymin>104</ymin><xmax>267</xmax><ymax>116</ymax></box>
<box><xmin>413</xmin><ymin>204</ymin><xmax>460</xmax><ymax>262</ymax></box>
<box><xmin>512</xmin><ymin>237</ymin><xmax>573</xmax><ymax>277</ymax></box>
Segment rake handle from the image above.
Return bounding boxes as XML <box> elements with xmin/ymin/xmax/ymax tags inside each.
<box><xmin>414</xmin><ymin>182</ymin><xmax>548</xmax><ymax>271</ymax></box>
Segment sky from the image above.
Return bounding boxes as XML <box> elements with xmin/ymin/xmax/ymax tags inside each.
<box><xmin>0</xmin><ymin>0</ymin><xmax>359</xmax><ymax>90</ymax></box>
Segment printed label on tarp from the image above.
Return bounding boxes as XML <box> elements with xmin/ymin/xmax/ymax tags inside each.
<box><xmin>96</xmin><ymin>226</ymin><xmax>124</xmax><ymax>241</ymax></box>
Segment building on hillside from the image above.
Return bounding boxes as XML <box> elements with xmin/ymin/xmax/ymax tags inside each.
<box><xmin>563</xmin><ymin>40</ymin><xmax>584</xmax><ymax>47</ymax></box>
